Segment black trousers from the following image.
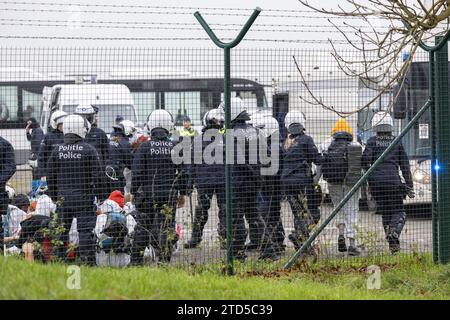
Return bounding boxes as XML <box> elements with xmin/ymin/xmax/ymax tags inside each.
<box><xmin>257</xmin><ymin>189</ymin><xmax>284</xmax><ymax>254</ymax></box>
<box><xmin>0</xmin><ymin>190</ymin><xmax>8</xmax><ymax>244</ymax></box>
<box><xmin>285</xmin><ymin>184</ymin><xmax>320</xmax><ymax>243</ymax></box>
<box><xmin>371</xmin><ymin>186</ymin><xmax>406</xmax><ymax>239</ymax></box>
<box><xmin>244</xmin><ymin>188</ymin><xmax>265</xmax><ymax>247</ymax></box>
<box><xmin>190</xmin><ymin>187</ymin><xmax>226</xmax><ymax>242</ymax></box>
<box><xmin>133</xmin><ymin>200</ymin><xmax>177</xmax><ymax>263</ymax></box>
<box><xmin>59</xmin><ymin>204</ymin><xmax>97</xmax><ymax>262</ymax></box>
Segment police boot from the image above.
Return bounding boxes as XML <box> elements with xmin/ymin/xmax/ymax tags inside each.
<box><xmin>387</xmin><ymin>232</ymin><xmax>401</xmax><ymax>254</ymax></box>
<box><xmin>288</xmin><ymin>232</ymin><xmax>303</xmax><ymax>251</ymax></box>
<box><xmin>338</xmin><ymin>235</ymin><xmax>347</xmax><ymax>253</ymax></box>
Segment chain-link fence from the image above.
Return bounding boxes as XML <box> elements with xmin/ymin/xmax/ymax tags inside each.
<box><xmin>0</xmin><ymin>45</ymin><xmax>435</xmax><ymax>271</ymax></box>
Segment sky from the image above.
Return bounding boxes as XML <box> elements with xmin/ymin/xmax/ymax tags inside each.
<box><xmin>0</xmin><ymin>0</ymin><xmax>378</xmax><ymax>48</ymax></box>
<box><xmin>0</xmin><ymin>0</ymin><xmax>406</xmax><ymax>91</ymax></box>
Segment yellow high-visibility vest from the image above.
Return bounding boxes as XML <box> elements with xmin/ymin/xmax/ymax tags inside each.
<box><xmin>179</xmin><ymin>127</ymin><xmax>197</xmax><ymax>137</ymax></box>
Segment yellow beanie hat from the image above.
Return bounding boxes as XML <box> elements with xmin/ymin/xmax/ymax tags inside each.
<box><xmin>331</xmin><ymin>118</ymin><xmax>353</xmax><ymax>136</ymax></box>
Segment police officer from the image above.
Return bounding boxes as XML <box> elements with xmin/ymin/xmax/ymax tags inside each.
<box><xmin>25</xmin><ymin>117</ymin><xmax>44</xmax><ymax>194</ymax></box>
<box><xmin>281</xmin><ymin>110</ymin><xmax>321</xmax><ymax>251</ymax></box>
<box><xmin>362</xmin><ymin>112</ymin><xmax>414</xmax><ymax>254</ymax></box>
<box><xmin>131</xmin><ymin>109</ymin><xmax>186</xmax><ymax>264</ymax></box>
<box><xmin>184</xmin><ymin>107</ymin><xmax>227</xmax><ymax>249</ymax></box>
<box><xmin>38</xmin><ymin>110</ymin><xmax>67</xmax><ymax>181</ymax></box>
<box><xmin>0</xmin><ymin>136</ymin><xmax>16</xmax><ymax>244</ymax></box>
<box><xmin>179</xmin><ymin>115</ymin><xmax>197</xmax><ymax>138</ymax></box>
<box><xmin>253</xmin><ymin>114</ymin><xmax>285</xmax><ymax>260</ymax></box>
<box><xmin>229</xmin><ymin>97</ymin><xmax>264</xmax><ymax>261</ymax></box>
<box><xmin>47</xmin><ymin>114</ymin><xmax>106</xmax><ymax>264</ymax></box>
<box><xmin>106</xmin><ymin>121</ymin><xmax>133</xmax><ymax>193</ymax></box>
<box><xmin>74</xmin><ymin>105</ymin><xmax>109</xmax><ymax>163</ymax></box>
<box><xmin>26</xmin><ymin>118</ymin><xmax>44</xmax><ymax>160</ymax></box>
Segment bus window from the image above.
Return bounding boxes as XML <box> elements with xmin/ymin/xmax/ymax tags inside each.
<box><xmin>221</xmin><ymin>90</ymin><xmax>267</xmax><ymax>110</ymax></box>
<box><xmin>407</xmin><ymin>89</ymin><xmax>430</xmax><ymax>157</ymax></box>
<box><xmin>165</xmin><ymin>92</ymin><xmax>201</xmax><ymax>126</ymax></box>
<box><xmin>237</xmin><ymin>91</ymin><xmax>259</xmax><ymax>109</ymax></box>
<box><xmin>200</xmin><ymin>91</ymin><xmax>221</xmax><ymax>125</ymax></box>
<box><xmin>22</xmin><ymin>89</ymin><xmax>42</xmax><ymax>121</ymax></box>
<box><xmin>132</xmin><ymin>92</ymin><xmax>156</xmax><ymax>126</ymax></box>
<box><xmin>0</xmin><ymin>86</ymin><xmax>18</xmax><ymax>123</ymax></box>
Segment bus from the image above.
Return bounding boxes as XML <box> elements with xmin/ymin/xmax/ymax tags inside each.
<box><xmin>0</xmin><ymin>72</ymin><xmax>268</xmax><ymax>164</ymax></box>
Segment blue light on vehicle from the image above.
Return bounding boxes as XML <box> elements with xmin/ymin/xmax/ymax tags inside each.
<box><xmin>434</xmin><ymin>160</ymin><xmax>441</xmax><ymax>173</ymax></box>
<box><xmin>402</xmin><ymin>52</ymin><xmax>410</xmax><ymax>62</ymax></box>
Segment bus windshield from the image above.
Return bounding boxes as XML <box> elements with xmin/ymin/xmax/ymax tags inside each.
<box><xmin>62</xmin><ymin>104</ymin><xmax>137</xmax><ymax>133</ymax></box>
<box><xmin>356</xmin><ymin>93</ymin><xmax>431</xmax><ymax>160</ymax></box>
<box><xmin>403</xmin><ymin>89</ymin><xmax>431</xmax><ymax>158</ymax></box>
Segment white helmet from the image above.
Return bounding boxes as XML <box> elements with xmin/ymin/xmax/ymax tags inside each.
<box><xmin>202</xmin><ymin>108</ymin><xmax>225</xmax><ymax>127</ymax></box>
<box><xmin>230</xmin><ymin>97</ymin><xmax>250</xmax><ymax>122</ymax></box>
<box><xmin>372</xmin><ymin>111</ymin><xmax>393</xmax><ymax>133</ymax></box>
<box><xmin>120</xmin><ymin>120</ymin><xmax>136</xmax><ymax>137</ymax></box>
<box><xmin>146</xmin><ymin>109</ymin><xmax>173</xmax><ymax>133</ymax></box>
<box><xmin>284</xmin><ymin>110</ymin><xmax>306</xmax><ymax>134</ymax></box>
<box><xmin>50</xmin><ymin>110</ymin><xmax>68</xmax><ymax>130</ymax></box>
<box><xmin>74</xmin><ymin>104</ymin><xmax>97</xmax><ymax>125</ymax></box>
<box><xmin>63</xmin><ymin>114</ymin><xmax>91</xmax><ymax>139</ymax></box>
<box><xmin>5</xmin><ymin>184</ymin><xmax>15</xmax><ymax>199</ymax></box>
<box><xmin>253</xmin><ymin>115</ymin><xmax>279</xmax><ymax>138</ymax></box>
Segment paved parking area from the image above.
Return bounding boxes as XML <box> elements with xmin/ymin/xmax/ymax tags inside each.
<box><xmin>173</xmin><ymin>193</ymin><xmax>432</xmax><ymax>265</ymax></box>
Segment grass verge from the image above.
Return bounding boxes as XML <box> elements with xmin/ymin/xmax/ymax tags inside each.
<box><xmin>0</xmin><ymin>254</ymin><xmax>448</xmax><ymax>299</ymax></box>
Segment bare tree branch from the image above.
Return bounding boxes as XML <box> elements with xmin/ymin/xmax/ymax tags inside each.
<box><xmin>294</xmin><ymin>0</ymin><xmax>449</xmax><ymax>118</ymax></box>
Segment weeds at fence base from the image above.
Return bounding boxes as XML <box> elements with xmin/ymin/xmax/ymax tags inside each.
<box><xmin>240</xmin><ymin>252</ymin><xmax>431</xmax><ymax>279</ymax></box>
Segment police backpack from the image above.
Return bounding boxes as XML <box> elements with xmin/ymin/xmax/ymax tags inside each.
<box><xmin>322</xmin><ymin>139</ymin><xmax>349</xmax><ymax>184</ymax></box>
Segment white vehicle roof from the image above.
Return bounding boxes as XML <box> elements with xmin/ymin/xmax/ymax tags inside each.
<box><xmin>53</xmin><ymin>84</ymin><xmax>134</xmax><ymax>106</ymax></box>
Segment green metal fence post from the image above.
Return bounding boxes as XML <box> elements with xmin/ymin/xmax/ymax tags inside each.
<box><xmin>194</xmin><ymin>8</ymin><xmax>261</xmax><ymax>275</ymax></box>
<box><xmin>429</xmin><ymin>49</ymin><xmax>438</xmax><ymax>263</ymax></box>
<box><xmin>416</xmin><ymin>32</ymin><xmax>450</xmax><ymax>263</ymax></box>
<box><xmin>434</xmin><ymin>37</ymin><xmax>450</xmax><ymax>264</ymax></box>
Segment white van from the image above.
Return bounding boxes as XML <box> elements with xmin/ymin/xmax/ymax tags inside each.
<box><xmin>41</xmin><ymin>83</ymin><xmax>137</xmax><ymax>134</ymax></box>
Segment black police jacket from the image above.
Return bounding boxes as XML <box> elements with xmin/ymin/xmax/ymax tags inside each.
<box><xmin>26</xmin><ymin>118</ymin><xmax>44</xmax><ymax>156</ymax></box>
<box><xmin>281</xmin><ymin>132</ymin><xmax>321</xmax><ymax>189</ymax></box>
<box><xmin>229</xmin><ymin>122</ymin><xmax>262</xmax><ymax>191</ymax></box>
<box><xmin>47</xmin><ymin>134</ymin><xmax>106</xmax><ymax>206</ymax></box>
<box><xmin>85</xmin><ymin>126</ymin><xmax>109</xmax><ymax>164</ymax></box>
<box><xmin>107</xmin><ymin>135</ymin><xmax>133</xmax><ymax>174</ymax></box>
<box><xmin>0</xmin><ymin>136</ymin><xmax>16</xmax><ymax>188</ymax></box>
<box><xmin>190</xmin><ymin>129</ymin><xmax>225</xmax><ymax>191</ymax></box>
<box><xmin>38</xmin><ymin>129</ymin><xmax>64</xmax><ymax>177</ymax></box>
<box><xmin>131</xmin><ymin>136</ymin><xmax>183</xmax><ymax>204</ymax></box>
<box><xmin>362</xmin><ymin>135</ymin><xmax>413</xmax><ymax>188</ymax></box>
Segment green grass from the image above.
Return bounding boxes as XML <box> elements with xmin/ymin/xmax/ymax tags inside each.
<box><xmin>0</xmin><ymin>255</ymin><xmax>449</xmax><ymax>299</ymax></box>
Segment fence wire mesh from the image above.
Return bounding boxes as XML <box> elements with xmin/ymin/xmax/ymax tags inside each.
<box><xmin>0</xmin><ymin>47</ymin><xmax>433</xmax><ymax>271</ymax></box>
